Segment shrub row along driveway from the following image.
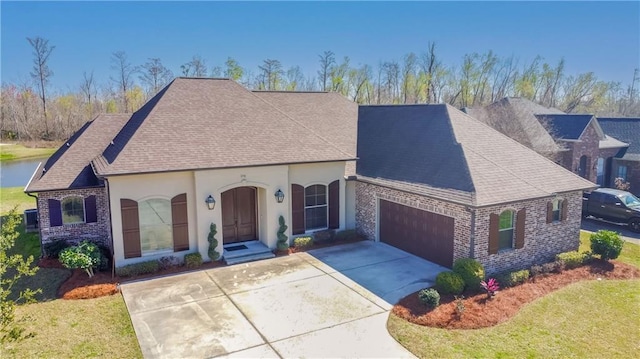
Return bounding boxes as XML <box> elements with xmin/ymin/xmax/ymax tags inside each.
<box><xmin>120</xmin><ymin>241</ymin><xmax>447</xmax><ymax>358</ymax></box>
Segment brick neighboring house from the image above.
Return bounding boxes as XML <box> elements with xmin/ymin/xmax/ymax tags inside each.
<box><xmin>27</xmin><ymin>79</ymin><xmax>597</xmax><ymax>275</ymax></box>
<box><xmin>464</xmin><ymin>97</ymin><xmax>629</xmax><ymax>187</ymax></box>
<box><xmin>356</xmin><ymin>104</ymin><xmax>595</xmax><ymax>274</ymax></box>
<box><xmin>598</xmin><ymin>117</ymin><xmax>640</xmax><ymax>196</ymax></box>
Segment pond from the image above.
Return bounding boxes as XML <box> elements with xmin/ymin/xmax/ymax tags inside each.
<box><xmin>1</xmin><ymin>158</ymin><xmax>44</xmax><ymax>188</ymax></box>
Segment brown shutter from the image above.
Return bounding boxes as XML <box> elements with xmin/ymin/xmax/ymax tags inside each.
<box><xmin>546</xmin><ymin>201</ymin><xmax>553</xmax><ymax>224</ymax></box>
<box><xmin>515</xmin><ymin>208</ymin><xmax>526</xmax><ymax>249</ymax></box>
<box><xmin>488</xmin><ymin>213</ymin><xmax>499</xmax><ymax>255</ymax></box>
<box><xmin>291</xmin><ymin>184</ymin><xmax>305</xmax><ymax>235</ymax></box>
<box><xmin>120</xmin><ymin>199</ymin><xmax>141</xmax><ymax>259</ymax></box>
<box><xmin>48</xmin><ymin>199</ymin><xmax>62</xmax><ymax>227</ymax></box>
<box><xmin>172</xmin><ymin>193</ymin><xmax>189</xmax><ymax>252</ymax></box>
<box><xmin>85</xmin><ymin>195</ymin><xmax>97</xmax><ymax>223</ymax></box>
<box><xmin>561</xmin><ymin>199</ymin><xmax>569</xmax><ymax>221</ymax></box>
<box><xmin>328</xmin><ymin>180</ymin><xmax>340</xmax><ymax>229</ymax></box>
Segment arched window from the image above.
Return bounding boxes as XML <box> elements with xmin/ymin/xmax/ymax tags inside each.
<box><xmin>62</xmin><ymin>196</ymin><xmax>85</xmax><ymax>224</ymax></box>
<box><xmin>498</xmin><ymin>210</ymin><xmax>514</xmax><ymax>250</ymax></box>
<box><xmin>138</xmin><ymin>198</ymin><xmax>173</xmax><ymax>255</ymax></box>
<box><xmin>305</xmin><ymin>184</ymin><xmax>328</xmax><ymax>230</ymax></box>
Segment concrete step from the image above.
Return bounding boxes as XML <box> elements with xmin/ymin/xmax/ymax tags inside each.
<box><xmin>224</xmin><ymin>251</ymin><xmax>275</xmax><ymax>265</ymax></box>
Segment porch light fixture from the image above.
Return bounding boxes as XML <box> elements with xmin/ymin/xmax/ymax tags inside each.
<box><xmin>205</xmin><ymin>195</ymin><xmax>216</xmax><ymax>210</ymax></box>
<box><xmin>275</xmin><ymin>189</ymin><xmax>285</xmax><ymax>203</ymax></box>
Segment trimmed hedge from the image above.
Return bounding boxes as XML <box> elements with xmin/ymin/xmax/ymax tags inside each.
<box><xmin>496</xmin><ymin>269</ymin><xmax>530</xmax><ymax>287</ymax></box>
<box><xmin>418</xmin><ymin>288</ymin><xmax>440</xmax><ymax>309</ymax></box>
<box><xmin>556</xmin><ymin>251</ymin><xmax>592</xmax><ymax>269</ymax></box>
<box><xmin>453</xmin><ymin>258</ymin><xmax>485</xmax><ymax>291</ymax></box>
<box><xmin>184</xmin><ymin>252</ymin><xmax>203</xmax><ymax>268</ymax></box>
<box><xmin>590</xmin><ymin>230</ymin><xmax>624</xmax><ymax>261</ymax></box>
<box><xmin>116</xmin><ymin>260</ymin><xmax>160</xmax><ymax>277</ymax></box>
<box><xmin>435</xmin><ymin>271</ymin><xmax>465</xmax><ymax>294</ymax></box>
<box><xmin>294</xmin><ymin>236</ymin><xmax>314</xmax><ymax>248</ymax></box>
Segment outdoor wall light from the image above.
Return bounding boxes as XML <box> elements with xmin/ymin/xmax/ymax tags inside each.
<box><xmin>205</xmin><ymin>195</ymin><xmax>216</xmax><ymax>210</ymax></box>
<box><xmin>275</xmin><ymin>189</ymin><xmax>285</xmax><ymax>203</ymax></box>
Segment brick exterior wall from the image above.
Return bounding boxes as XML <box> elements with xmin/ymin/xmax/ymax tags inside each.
<box><xmin>355</xmin><ymin>181</ymin><xmax>583</xmax><ymax>274</ymax></box>
<box><xmin>564</xmin><ymin>122</ymin><xmax>600</xmax><ymax>183</ymax></box>
<box><xmin>613</xmin><ymin>159</ymin><xmax>640</xmax><ymax>197</ymax></box>
<box><xmin>37</xmin><ymin>187</ymin><xmax>112</xmax><ymax>254</ymax></box>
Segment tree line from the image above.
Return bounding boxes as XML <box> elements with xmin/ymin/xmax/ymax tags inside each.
<box><xmin>2</xmin><ymin>36</ymin><xmax>639</xmax><ymax>141</ymax></box>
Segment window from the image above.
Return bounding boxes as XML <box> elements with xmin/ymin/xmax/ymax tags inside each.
<box><xmin>138</xmin><ymin>198</ymin><xmax>173</xmax><ymax>255</ymax></box>
<box><xmin>551</xmin><ymin>199</ymin><xmax>561</xmax><ymax>222</ymax></box>
<box><xmin>62</xmin><ymin>197</ymin><xmax>85</xmax><ymax>224</ymax></box>
<box><xmin>596</xmin><ymin>158</ymin><xmax>604</xmax><ymax>185</ymax></box>
<box><xmin>617</xmin><ymin>165</ymin><xmax>628</xmax><ymax>181</ymax></box>
<box><xmin>498</xmin><ymin>210</ymin><xmax>514</xmax><ymax>250</ymax></box>
<box><xmin>304</xmin><ymin>185</ymin><xmax>328</xmax><ymax>230</ymax></box>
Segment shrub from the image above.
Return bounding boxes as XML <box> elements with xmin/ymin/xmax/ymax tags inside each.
<box><xmin>509</xmin><ymin>269</ymin><xmax>530</xmax><ymax>286</ymax></box>
<box><xmin>184</xmin><ymin>252</ymin><xmax>203</xmax><ymax>268</ymax></box>
<box><xmin>43</xmin><ymin>239</ymin><xmax>70</xmax><ymax>259</ymax></box>
<box><xmin>530</xmin><ymin>264</ymin><xmax>544</xmax><ymax>277</ymax></box>
<box><xmin>556</xmin><ymin>251</ymin><xmax>591</xmax><ymax>269</ymax></box>
<box><xmin>542</xmin><ymin>260</ymin><xmax>564</xmax><ymax>274</ymax></box>
<box><xmin>454</xmin><ymin>295</ymin><xmax>465</xmax><ymax>318</ymax></box>
<box><xmin>418</xmin><ymin>288</ymin><xmax>440</xmax><ymax>309</ymax></box>
<box><xmin>207</xmin><ymin>223</ymin><xmax>220</xmax><ymax>261</ymax></box>
<box><xmin>59</xmin><ymin>241</ymin><xmax>102</xmax><ymax>278</ymax></box>
<box><xmin>276</xmin><ymin>216</ymin><xmax>289</xmax><ymax>251</ymax></box>
<box><xmin>158</xmin><ymin>256</ymin><xmax>180</xmax><ymax>270</ymax></box>
<box><xmin>115</xmin><ymin>260</ymin><xmax>160</xmax><ymax>277</ymax></box>
<box><xmin>294</xmin><ymin>236</ymin><xmax>314</xmax><ymax>248</ymax></box>
<box><xmin>452</xmin><ymin>258</ymin><xmax>485</xmax><ymax>291</ymax></box>
<box><xmin>590</xmin><ymin>230</ymin><xmax>624</xmax><ymax>261</ymax></box>
<box><xmin>435</xmin><ymin>271</ymin><xmax>465</xmax><ymax>295</ymax></box>
<box><xmin>335</xmin><ymin>229</ymin><xmax>357</xmax><ymax>241</ymax></box>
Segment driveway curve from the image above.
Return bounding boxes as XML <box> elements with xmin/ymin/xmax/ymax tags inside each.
<box><xmin>120</xmin><ymin>241</ymin><xmax>446</xmax><ymax>358</ymax></box>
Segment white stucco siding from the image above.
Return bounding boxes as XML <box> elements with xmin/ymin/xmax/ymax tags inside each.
<box><xmin>108</xmin><ymin>171</ymin><xmax>196</xmax><ymax>266</ymax></box>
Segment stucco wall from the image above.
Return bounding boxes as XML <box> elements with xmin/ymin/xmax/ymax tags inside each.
<box><xmin>37</xmin><ymin>187</ymin><xmax>111</xmax><ymax>253</ymax></box>
<box><xmin>355</xmin><ymin>181</ymin><xmax>583</xmax><ymax>274</ymax></box>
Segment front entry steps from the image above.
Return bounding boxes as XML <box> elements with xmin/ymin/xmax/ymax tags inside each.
<box><xmin>223</xmin><ymin>240</ymin><xmax>275</xmax><ymax>265</ymax></box>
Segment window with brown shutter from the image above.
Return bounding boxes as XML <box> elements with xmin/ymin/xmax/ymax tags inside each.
<box><xmin>561</xmin><ymin>199</ymin><xmax>568</xmax><ymax>221</ymax></box>
<box><xmin>546</xmin><ymin>202</ymin><xmax>553</xmax><ymax>224</ymax></box>
<box><xmin>489</xmin><ymin>213</ymin><xmax>499</xmax><ymax>255</ymax></box>
<box><xmin>328</xmin><ymin>180</ymin><xmax>339</xmax><ymax>229</ymax></box>
<box><xmin>171</xmin><ymin>193</ymin><xmax>189</xmax><ymax>252</ymax></box>
<box><xmin>85</xmin><ymin>195</ymin><xmax>97</xmax><ymax>223</ymax></box>
<box><xmin>515</xmin><ymin>208</ymin><xmax>526</xmax><ymax>249</ymax></box>
<box><xmin>121</xmin><ymin>199</ymin><xmax>141</xmax><ymax>258</ymax></box>
<box><xmin>291</xmin><ymin>184</ymin><xmax>305</xmax><ymax>235</ymax></box>
<box><xmin>48</xmin><ymin>199</ymin><xmax>62</xmax><ymax>227</ymax></box>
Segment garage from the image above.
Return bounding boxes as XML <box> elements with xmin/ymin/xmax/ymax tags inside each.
<box><xmin>379</xmin><ymin>199</ymin><xmax>454</xmax><ymax>267</ymax></box>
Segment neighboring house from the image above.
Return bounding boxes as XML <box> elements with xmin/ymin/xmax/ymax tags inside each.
<box><xmin>355</xmin><ymin>104</ymin><xmax>595</xmax><ymax>274</ymax></box>
<box><xmin>598</xmin><ymin>117</ymin><xmax>640</xmax><ymax>196</ymax></box>
<box><xmin>27</xmin><ymin>78</ymin><xmax>596</xmax><ymax>274</ymax></box>
<box><xmin>464</xmin><ymin>98</ymin><xmax>628</xmax><ymax>187</ymax></box>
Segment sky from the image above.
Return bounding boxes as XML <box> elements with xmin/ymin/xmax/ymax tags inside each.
<box><xmin>1</xmin><ymin>1</ymin><xmax>639</xmax><ymax>92</ymax></box>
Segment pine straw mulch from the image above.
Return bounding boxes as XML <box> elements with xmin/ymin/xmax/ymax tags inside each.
<box><xmin>392</xmin><ymin>259</ymin><xmax>640</xmax><ymax>330</ymax></box>
<box><xmin>38</xmin><ymin>257</ymin><xmax>226</xmax><ymax>301</ymax></box>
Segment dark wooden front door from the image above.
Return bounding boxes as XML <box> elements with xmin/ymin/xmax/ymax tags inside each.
<box><xmin>221</xmin><ymin>187</ymin><xmax>257</xmax><ymax>244</ymax></box>
<box><xmin>379</xmin><ymin>199</ymin><xmax>454</xmax><ymax>268</ymax></box>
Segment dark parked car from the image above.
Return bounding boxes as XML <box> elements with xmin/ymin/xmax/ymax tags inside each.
<box><xmin>582</xmin><ymin>188</ymin><xmax>640</xmax><ymax>232</ymax></box>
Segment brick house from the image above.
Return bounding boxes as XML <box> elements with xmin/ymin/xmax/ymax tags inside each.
<box><xmin>27</xmin><ymin>79</ymin><xmax>596</xmax><ymax>274</ymax></box>
<box><xmin>598</xmin><ymin>117</ymin><xmax>640</xmax><ymax>196</ymax></box>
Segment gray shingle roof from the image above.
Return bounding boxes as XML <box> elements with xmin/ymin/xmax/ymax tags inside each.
<box><xmin>26</xmin><ymin>114</ymin><xmax>131</xmax><ymax>192</ymax></box>
<box><xmin>598</xmin><ymin>117</ymin><xmax>640</xmax><ymax>160</ymax></box>
<box><xmin>93</xmin><ymin>78</ymin><xmax>355</xmax><ymax>176</ymax></box>
<box><xmin>357</xmin><ymin>104</ymin><xmax>596</xmax><ymax>207</ymax></box>
<box><xmin>534</xmin><ymin>114</ymin><xmax>595</xmax><ymax>140</ymax></box>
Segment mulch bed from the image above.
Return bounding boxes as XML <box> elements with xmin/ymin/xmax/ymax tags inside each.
<box><xmin>392</xmin><ymin>260</ymin><xmax>640</xmax><ymax>330</ymax></box>
<box><xmin>275</xmin><ymin>236</ymin><xmax>365</xmax><ymax>256</ymax></box>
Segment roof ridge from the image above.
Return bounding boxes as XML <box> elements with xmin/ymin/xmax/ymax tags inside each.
<box><xmin>249</xmin><ymin>88</ymin><xmax>356</xmax><ymax>158</ymax></box>
<box><xmin>252</xmin><ymin>90</ymin><xmax>329</xmax><ymax>94</ymax></box>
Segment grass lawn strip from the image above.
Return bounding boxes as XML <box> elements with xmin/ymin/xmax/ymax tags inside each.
<box><xmin>0</xmin><ymin>187</ymin><xmax>38</xmax><ymax>214</ymax></box>
<box><xmin>0</xmin><ymin>143</ymin><xmax>57</xmax><ymax>162</ymax></box>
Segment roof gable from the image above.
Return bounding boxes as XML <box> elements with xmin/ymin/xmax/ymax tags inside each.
<box><xmin>535</xmin><ymin>114</ymin><xmax>599</xmax><ymax>140</ymax></box>
<box><xmin>598</xmin><ymin>117</ymin><xmax>640</xmax><ymax>159</ymax></box>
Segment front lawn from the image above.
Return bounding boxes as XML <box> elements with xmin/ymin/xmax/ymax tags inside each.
<box><xmin>388</xmin><ymin>233</ymin><xmax>640</xmax><ymax>358</ymax></box>
<box><xmin>0</xmin><ymin>187</ymin><xmax>37</xmax><ymax>214</ymax></box>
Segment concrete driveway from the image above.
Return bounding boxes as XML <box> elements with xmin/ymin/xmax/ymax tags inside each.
<box><xmin>120</xmin><ymin>241</ymin><xmax>447</xmax><ymax>358</ymax></box>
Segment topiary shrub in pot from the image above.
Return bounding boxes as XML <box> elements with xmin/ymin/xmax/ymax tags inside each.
<box><xmin>435</xmin><ymin>271</ymin><xmax>465</xmax><ymax>295</ymax></box>
<box><xmin>453</xmin><ymin>258</ymin><xmax>485</xmax><ymax>292</ymax></box>
<box><xmin>276</xmin><ymin>216</ymin><xmax>289</xmax><ymax>251</ymax></box>
<box><xmin>207</xmin><ymin>223</ymin><xmax>220</xmax><ymax>261</ymax></box>
<box><xmin>590</xmin><ymin>230</ymin><xmax>624</xmax><ymax>261</ymax></box>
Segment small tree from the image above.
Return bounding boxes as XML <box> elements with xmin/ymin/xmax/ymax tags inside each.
<box><xmin>590</xmin><ymin>230</ymin><xmax>624</xmax><ymax>261</ymax></box>
<box><xmin>207</xmin><ymin>223</ymin><xmax>220</xmax><ymax>261</ymax></box>
<box><xmin>1</xmin><ymin>207</ymin><xmax>40</xmax><ymax>343</ymax></box>
<box><xmin>277</xmin><ymin>216</ymin><xmax>289</xmax><ymax>251</ymax></box>
<box><xmin>59</xmin><ymin>241</ymin><xmax>101</xmax><ymax>277</ymax></box>
<box><xmin>614</xmin><ymin>177</ymin><xmax>631</xmax><ymax>191</ymax></box>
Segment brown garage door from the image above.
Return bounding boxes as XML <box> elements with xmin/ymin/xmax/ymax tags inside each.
<box><xmin>379</xmin><ymin>199</ymin><xmax>454</xmax><ymax>268</ymax></box>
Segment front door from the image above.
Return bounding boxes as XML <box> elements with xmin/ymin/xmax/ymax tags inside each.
<box><xmin>221</xmin><ymin>187</ymin><xmax>257</xmax><ymax>244</ymax></box>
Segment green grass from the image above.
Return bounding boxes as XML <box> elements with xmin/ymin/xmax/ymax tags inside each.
<box><xmin>580</xmin><ymin>230</ymin><xmax>640</xmax><ymax>268</ymax></box>
<box><xmin>1</xmin><ymin>295</ymin><xmax>142</xmax><ymax>359</ymax></box>
<box><xmin>0</xmin><ymin>187</ymin><xmax>37</xmax><ymax>214</ymax></box>
<box><xmin>388</xmin><ymin>231</ymin><xmax>640</xmax><ymax>358</ymax></box>
<box><xmin>0</xmin><ymin>144</ymin><xmax>56</xmax><ymax>162</ymax></box>
<box><xmin>388</xmin><ymin>279</ymin><xmax>640</xmax><ymax>358</ymax></box>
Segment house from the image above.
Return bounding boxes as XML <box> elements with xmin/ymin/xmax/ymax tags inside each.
<box><xmin>26</xmin><ymin>78</ymin><xmax>596</xmax><ymax>274</ymax></box>
<box><xmin>464</xmin><ymin>98</ymin><xmax>629</xmax><ymax>187</ymax></box>
<box><xmin>598</xmin><ymin>117</ymin><xmax>640</xmax><ymax>196</ymax></box>
<box><xmin>355</xmin><ymin>104</ymin><xmax>595</xmax><ymax>273</ymax></box>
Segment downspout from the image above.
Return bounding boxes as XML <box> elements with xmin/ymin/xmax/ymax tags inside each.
<box><xmin>103</xmin><ymin>177</ymin><xmax>116</xmax><ymax>279</ymax></box>
<box><xmin>469</xmin><ymin>207</ymin><xmax>476</xmax><ymax>259</ymax></box>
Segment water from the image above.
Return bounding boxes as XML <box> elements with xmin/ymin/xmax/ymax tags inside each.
<box><xmin>0</xmin><ymin>158</ymin><xmax>43</xmax><ymax>188</ymax></box>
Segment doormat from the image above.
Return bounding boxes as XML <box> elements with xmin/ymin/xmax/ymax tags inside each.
<box><xmin>225</xmin><ymin>244</ymin><xmax>248</xmax><ymax>252</ymax></box>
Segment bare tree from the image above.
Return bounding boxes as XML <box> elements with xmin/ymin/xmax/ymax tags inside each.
<box><xmin>258</xmin><ymin>59</ymin><xmax>284</xmax><ymax>90</ymax></box>
<box><xmin>27</xmin><ymin>36</ymin><xmax>55</xmax><ymax>139</ymax></box>
<box><xmin>285</xmin><ymin>66</ymin><xmax>305</xmax><ymax>90</ymax></box>
<box><xmin>180</xmin><ymin>55</ymin><xmax>207</xmax><ymax>77</ymax></box>
<box><xmin>110</xmin><ymin>51</ymin><xmax>138</xmax><ymax>112</ymax></box>
<box><xmin>401</xmin><ymin>53</ymin><xmax>417</xmax><ymax>103</ymax></box>
<box><xmin>80</xmin><ymin>71</ymin><xmax>97</xmax><ymax>117</ymax></box>
<box><xmin>139</xmin><ymin>58</ymin><xmax>173</xmax><ymax>95</ymax></box>
<box><xmin>318</xmin><ymin>51</ymin><xmax>335</xmax><ymax>91</ymax></box>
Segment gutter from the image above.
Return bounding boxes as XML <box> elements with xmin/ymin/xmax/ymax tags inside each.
<box><xmin>24</xmin><ymin>161</ymin><xmax>43</xmax><ymax>258</ymax></box>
